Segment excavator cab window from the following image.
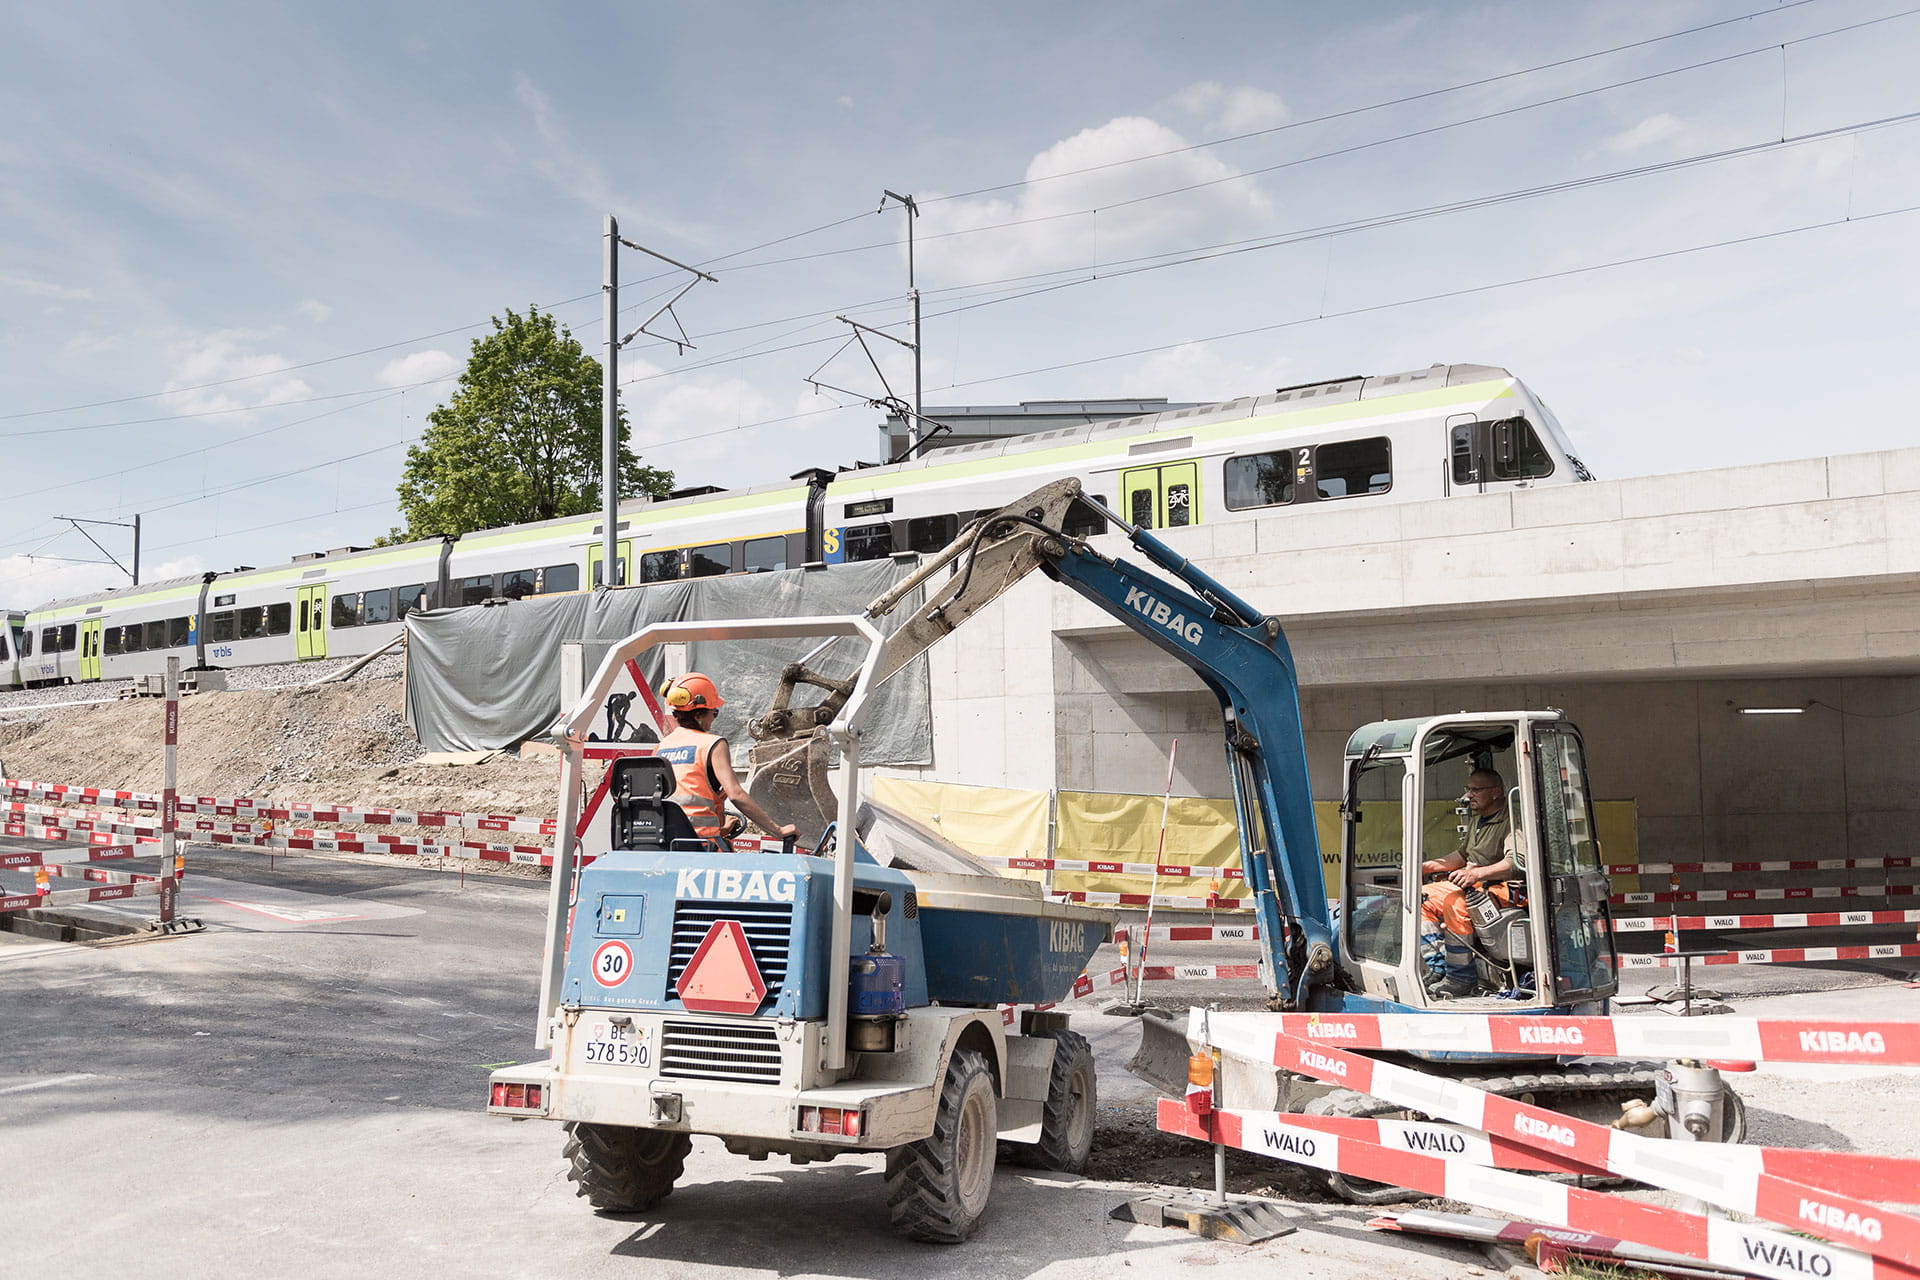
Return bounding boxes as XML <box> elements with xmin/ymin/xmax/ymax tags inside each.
<box><xmin>1531</xmin><ymin>725</ymin><xmax>1618</xmax><ymax>1000</ymax></box>
<box><xmin>1343</xmin><ymin>753</ymin><xmax>1406</xmax><ymax>966</ymax></box>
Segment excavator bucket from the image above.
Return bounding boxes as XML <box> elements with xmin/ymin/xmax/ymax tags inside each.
<box><xmin>745</xmin><ymin>730</ymin><xmax>839</xmax><ymax>850</ymax></box>
<box><xmin>1124</xmin><ymin>1007</ymin><xmax>1196</xmax><ymax>1098</ymax></box>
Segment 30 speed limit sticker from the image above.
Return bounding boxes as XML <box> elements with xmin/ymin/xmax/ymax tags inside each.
<box><xmin>590</xmin><ymin>940</ymin><xmax>634</xmax><ymax>987</ymax></box>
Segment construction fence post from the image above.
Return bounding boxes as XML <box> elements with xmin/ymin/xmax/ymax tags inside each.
<box><xmin>159</xmin><ymin>656</ymin><xmax>179</xmax><ymax>925</ymax></box>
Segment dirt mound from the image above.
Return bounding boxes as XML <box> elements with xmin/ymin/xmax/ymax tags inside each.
<box><xmin>0</xmin><ymin>675</ymin><xmax>557</xmax><ymax>823</ymax></box>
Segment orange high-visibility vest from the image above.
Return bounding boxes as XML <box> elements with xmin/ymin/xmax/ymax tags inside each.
<box><xmin>657</xmin><ymin>725</ymin><xmax>726</xmax><ymax>838</ymax></box>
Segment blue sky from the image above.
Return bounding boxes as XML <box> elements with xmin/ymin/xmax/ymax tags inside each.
<box><xmin>3</xmin><ymin>1</ymin><xmax>1916</xmax><ymax>607</ymax></box>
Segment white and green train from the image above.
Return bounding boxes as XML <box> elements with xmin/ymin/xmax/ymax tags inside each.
<box><xmin>1</xmin><ymin>362</ymin><xmax>1590</xmax><ymax>689</ymax></box>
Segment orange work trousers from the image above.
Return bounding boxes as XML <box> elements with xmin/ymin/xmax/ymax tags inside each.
<box><xmin>1421</xmin><ymin>877</ymin><xmax>1514</xmax><ymax>937</ymax></box>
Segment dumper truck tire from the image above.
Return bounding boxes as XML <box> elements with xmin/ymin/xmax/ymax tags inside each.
<box><xmin>886</xmin><ymin>1048</ymin><xmax>997</xmax><ymax>1243</ymax></box>
<box><xmin>563</xmin><ymin>1122</ymin><xmax>692</xmax><ymax>1214</ymax></box>
<box><xmin>1013</xmin><ymin>1030</ymin><xmax>1096</xmax><ymax>1173</ymax></box>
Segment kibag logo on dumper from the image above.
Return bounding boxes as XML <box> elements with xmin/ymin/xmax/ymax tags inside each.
<box><xmin>1123</xmin><ymin>587</ymin><xmax>1204</xmax><ymax>645</ymax></box>
<box><xmin>677</xmin><ymin>868</ymin><xmax>797</xmax><ymax>902</ymax></box>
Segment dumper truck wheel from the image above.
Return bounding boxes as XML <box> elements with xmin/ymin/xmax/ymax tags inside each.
<box><xmin>1017</xmin><ymin>1030</ymin><xmax>1096</xmax><ymax>1173</ymax></box>
<box><xmin>886</xmin><ymin>1048</ymin><xmax>997</xmax><ymax>1243</ymax></box>
<box><xmin>563</xmin><ymin>1122</ymin><xmax>692</xmax><ymax>1214</ymax></box>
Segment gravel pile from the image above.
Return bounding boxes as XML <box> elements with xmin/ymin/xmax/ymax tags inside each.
<box><xmin>0</xmin><ymin>678</ymin><xmax>132</xmax><ymax>713</ymax></box>
<box><xmin>0</xmin><ymin>650</ymin><xmax>407</xmax><ymax>715</ymax></box>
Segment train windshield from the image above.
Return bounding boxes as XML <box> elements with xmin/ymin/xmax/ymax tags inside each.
<box><xmin>1529</xmin><ymin>396</ymin><xmax>1593</xmax><ymax>481</ymax></box>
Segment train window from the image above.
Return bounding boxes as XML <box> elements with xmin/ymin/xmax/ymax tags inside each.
<box><xmin>104</xmin><ymin>627</ymin><xmax>125</xmax><ymax>657</ymax></box>
<box><xmin>459</xmin><ymin>575</ymin><xmax>495</xmax><ymax>606</ymax></box>
<box><xmin>238</xmin><ymin>609</ymin><xmax>264</xmax><ymax>640</ymax></box>
<box><xmin>842</xmin><ymin>522</ymin><xmax>893</xmax><ymax>563</ymax></box>
<box><xmin>331</xmin><ymin>595</ymin><xmax>361</xmax><ymax>628</ymax></box>
<box><xmin>396</xmin><ymin>584</ymin><xmax>428</xmax><ymax>618</ymax></box>
<box><xmin>539</xmin><ymin>564</ymin><xmax>579</xmax><ymax>594</ymax></box>
<box><xmin>1225</xmin><ymin>451</ymin><xmax>1297</xmax><ymax>510</ymax></box>
<box><xmin>1130</xmin><ymin>489</ymin><xmax>1154</xmax><ymax>529</ymax></box>
<box><xmin>168</xmin><ymin>617</ymin><xmax>190</xmax><ymax>647</ymax></box>
<box><xmin>40</xmin><ymin>628</ymin><xmax>56</xmax><ymax>653</ymax></box>
<box><xmin>641</xmin><ymin>550</ymin><xmax>681</xmax><ymax>583</ymax></box>
<box><xmin>208</xmin><ymin>612</ymin><xmax>235</xmax><ymax>644</ymax></box>
<box><xmin>16</xmin><ymin>629</ymin><xmax>29</xmax><ymax>657</ymax></box>
<box><xmin>742</xmin><ymin>536</ymin><xmax>787</xmax><ymax>574</ymax></box>
<box><xmin>1490</xmin><ymin>417</ymin><xmax>1555</xmax><ymax>481</ymax></box>
<box><xmin>123</xmin><ymin>625</ymin><xmax>143</xmax><ymax>653</ymax></box>
<box><xmin>1062</xmin><ymin>496</ymin><xmax>1110</xmax><ymax>539</ymax></box>
<box><xmin>57</xmin><ymin>624</ymin><xmax>76</xmax><ymax>652</ymax></box>
<box><xmin>906</xmin><ymin>515</ymin><xmax>957</xmax><ymax>554</ymax></box>
<box><xmin>501</xmin><ymin>570</ymin><xmax>538</xmax><ymax>600</ymax></box>
<box><xmin>267</xmin><ymin>603</ymin><xmax>291</xmax><ymax>636</ymax></box>
<box><xmin>1315</xmin><ymin>437</ymin><xmax>1391</xmax><ymax>499</ymax></box>
<box><xmin>688</xmin><ymin>543</ymin><xmax>731</xmax><ymax>578</ymax></box>
<box><xmin>145</xmin><ymin>620</ymin><xmax>167</xmax><ymax>650</ymax></box>
<box><xmin>363</xmin><ymin>589</ymin><xmax>392</xmax><ymax>625</ymax></box>
<box><xmin>1166</xmin><ymin>482</ymin><xmax>1193</xmax><ymax>527</ymax></box>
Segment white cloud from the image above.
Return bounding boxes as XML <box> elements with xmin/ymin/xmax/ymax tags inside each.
<box><xmin>0</xmin><ymin>553</ymin><xmax>207</xmax><ymax>611</ymax></box>
<box><xmin>629</xmin><ymin>377</ymin><xmax>782</xmax><ymax>473</ymax></box>
<box><xmin>1600</xmin><ymin>113</ymin><xmax>1685</xmax><ymax>156</ymax></box>
<box><xmin>1170</xmin><ymin>82</ymin><xmax>1289</xmax><ymax>135</ymax></box>
<box><xmin>920</xmin><ymin>116</ymin><xmax>1278</xmax><ymax>284</ymax></box>
<box><xmin>837</xmin><ymin>94</ymin><xmax>854</xmax><ymax>109</ymax></box>
<box><xmin>0</xmin><ymin>271</ymin><xmax>94</xmax><ymax>301</ymax></box>
<box><xmin>159</xmin><ymin>331</ymin><xmax>314</xmax><ymax>420</ymax></box>
<box><xmin>377</xmin><ymin>348</ymin><xmax>461</xmax><ymax>388</ymax></box>
<box><xmin>297</xmin><ymin>299</ymin><xmax>333</xmax><ymax>324</ymax></box>
<box><xmin>513</xmin><ymin>72</ymin><xmax>611</xmax><ymax>208</ymax></box>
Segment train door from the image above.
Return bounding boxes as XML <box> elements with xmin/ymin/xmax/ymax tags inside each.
<box><xmin>588</xmin><ymin>540</ymin><xmax>632</xmax><ymax>588</ymax></box>
<box><xmin>296</xmin><ymin>585</ymin><xmax>329</xmax><ymax>660</ymax></box>
<box><xmin>78</xmin><ymin>619</ymin><xmax>102</xmax><ymax>682</ymax></box>
<box><xmin>1120</xmin><ymin>461</ymin><xmax>1201</xmax><ymax>531</ymax></box>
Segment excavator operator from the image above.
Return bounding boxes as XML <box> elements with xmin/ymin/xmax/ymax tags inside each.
<box><xmin>657</xmin><ymin>673</ymin><xmax>801</xmax><ymax>847</ymax></box>
<box><xmin>1419</xmin><ymin>767</ymin><xmax>1513</xmax><ymax>998</ymax></box>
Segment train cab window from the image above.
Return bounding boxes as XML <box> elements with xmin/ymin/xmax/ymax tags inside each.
<box><xmin>266</xmin><ymin>603</ymin><xmax>292</xmax><ymax>636</ymax></box>
<box><xmin>1491</xmin><ymin>417</ymin><xmax>1555</xmax><ymax>481</ymax></box>
<box><xmin>906</xmin><ymin>515</ymin><xmax>957</xmax><ymax>554</ymax></box>
<box><xmin>208</xmin><ymin>612</ymin><xmax>235</xmax><ymax>643</ymax></box>
<box><xmin>331</xmin><ymin>595</ymin><xmax>361</xmax><ymax>628</ymax></box>
<box><xmin>641</xmin><ymin>549</ymin><xmax>682</xmax><ymax>583</ymax></box>
<box><xmin>500</xmin><ymin>570</ymin><xmax>538</xmax><ymax>600</ymax></box>
<box><xmin>396</xmin><ymin>584</ymin><xmax>428</xmax><ymax>618</ymax></box>
<box><xmin>538</xmin><ymin>564</ymin><xmax>579</xmax><ymax>595</ymax></box>
<box><xmin>1062</xmin><ymin>495</ymin><xmax>1110</xmax><ymax>539</ymax></box>
<box><xmin>1225</xmin><ymin>451</ymin><xmax>1297</xmax><ymax>510</ymax></box>
<box><xmin>1314</xmin><ymin>437</ymin><xmax>1391</xmax><ymax>499</ymax></box>
<box><xmin>741</xmin><ymin>536</ymin><xmax>787</xmax><ymax>574</ymax></box>
<box><xmin>144</xmin><ymin>620</ymin><xmax>166</xmax><ymax>650</ymax></box>
<box><xmin>459</xmin><ymin>575</ymin><xmax>495</xmax><ymax>606</ymax></box>
<box><xmin>687</xmin><ymin>543</ymin><xmax>731</xmax><ymax>578</ymax></box>
<box><xmin>362</xmin><ymin>589</ymin><xmax>392</xmax><ymax>625</ymax></box>
<box><xmin>168</xmin><ymin>617</ymin><xmax>190</xmax><ymax>647</ymax></box>
<box><xmin>842</xmin><ymin>522</ymin><xmax>894</xmax><ymax>563</ymax></box>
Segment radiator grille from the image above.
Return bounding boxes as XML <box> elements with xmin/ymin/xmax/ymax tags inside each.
<box><xmin>667</xmin><ymin>899</ymin><xmax>792</xmax><ymax>1002</ymax></box>
<box><xmin>660</xmin><ymin>1020</ymin><xmax>783</xmax><ymax>1085</ymax></box>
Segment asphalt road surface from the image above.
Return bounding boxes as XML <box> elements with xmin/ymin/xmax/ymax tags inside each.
<box><xmin>5</xmin><ymin>845</ymin><xmax>1917</xmax><ymax>1279</ymax></box>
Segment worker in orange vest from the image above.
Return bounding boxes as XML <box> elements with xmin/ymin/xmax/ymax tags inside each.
<box><xmin>656</xmin><ymin>673</ymin><xmax>800</xmax><ymax>846</ymax></box>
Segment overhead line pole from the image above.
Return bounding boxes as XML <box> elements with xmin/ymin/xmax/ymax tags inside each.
<box><xmin>880</xmin><ymin>191</ymin><xmax>921</xmax><ymax>455</ymax></box>
<box><xmin>53</xmin><ymin>514</ymin><xmax>141</xmax><ymax>585</ymax></box>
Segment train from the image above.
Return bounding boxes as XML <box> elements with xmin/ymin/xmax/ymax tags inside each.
<box><xmin>1</xmin><ymin>361</ymin><xmax>1592</xmax><ymax>690</ymax></box>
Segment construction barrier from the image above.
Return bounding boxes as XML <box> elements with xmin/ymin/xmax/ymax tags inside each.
<box><xmin>2</xmin><ymin>777</ymin><xmax>560</xmax><ymax>837</ymax></box>
<box><xmin>1176</xmin><ymin>1007</ymin><xmax>1920</xmax><ymax>1280</ymax></box>
<box><xmin>997</xmin><ymin>959</ymin><xmax>1262</xmax><ymax>1026</ymax></box>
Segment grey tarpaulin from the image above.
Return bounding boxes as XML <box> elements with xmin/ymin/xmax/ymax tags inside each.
<box><xmin>403</xmin><ymin>559</ymin><xmax>932</xmax><ymax>766</ymax></box>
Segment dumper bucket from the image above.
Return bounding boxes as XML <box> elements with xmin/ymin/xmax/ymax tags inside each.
<box><xmin>1124</xmin><ymin>1006</ymin><xmax>1195</xmax><ymax>1098</ymax></box>
<box><xmin>745</xmin><ymin>730</ymin><xmax>839</xmax><ymax>849</ymax></box>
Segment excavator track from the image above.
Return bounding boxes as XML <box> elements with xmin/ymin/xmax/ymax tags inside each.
<box><xmin>1300</xmin><ymin>1061</ymin><xmax>1747</xmax><ymax>1204</ymax></box>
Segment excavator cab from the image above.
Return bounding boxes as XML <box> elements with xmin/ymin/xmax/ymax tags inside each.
<box><xmin>1338</xmin><ymin>711</ymin><xmax>1619</xmax><ymax>1012</ymax></box>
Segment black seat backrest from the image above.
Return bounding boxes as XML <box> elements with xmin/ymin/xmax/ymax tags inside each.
<box><xmin>610</xmin><ymin>757</ymin><xmax>703</xmax><ymax>851</ymax></box>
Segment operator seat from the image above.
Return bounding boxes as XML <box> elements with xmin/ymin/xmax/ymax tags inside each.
<box><xmin>609</xmin><ymin>756</ymin><xmax>710</xmax><ymax>851</ymax></box>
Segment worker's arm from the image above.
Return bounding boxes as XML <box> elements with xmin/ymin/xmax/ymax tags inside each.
<box><xmin>710</xmin><ymin>740</ymin><xmax>800</xmax><ymax>842</ymax></box>
<box><xmin>1421</xmin><ymin>851</ymin><xmax>1465</xmax><ymax>878</ymax></box>
<box><xmin>1448</xmin><ymin>854</ymin><xmax>1512</xmax><ymax>888</ymax></box>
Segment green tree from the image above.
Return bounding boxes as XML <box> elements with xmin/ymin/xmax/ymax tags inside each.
<box><xmin>393</xmin><ymin>307</ymin><xmax>672</xmax><ymax>539</ymax></box>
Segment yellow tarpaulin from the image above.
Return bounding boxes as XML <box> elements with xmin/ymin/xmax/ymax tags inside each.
<box><xmin>872</xmin><ymin>777</ymin><xmax>1052</xmax><ymax>883</ymax></box>
<box><xmin>1055</xmin><ymin>791</ymin><xmax>1251</xmax><ymax>900</ymax></box>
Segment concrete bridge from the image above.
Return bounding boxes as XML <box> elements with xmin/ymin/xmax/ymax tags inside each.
<box><xmin>895</xmin><ymin>445</ymin><xmax>1920</xmax><ymax>883</ymax></box>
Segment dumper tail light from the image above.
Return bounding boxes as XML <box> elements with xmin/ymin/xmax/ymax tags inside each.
<box><xmin>490</xmin><ymin>1081</ymin><xmax>545</xmax><ymax>1112</ymax></box>
<box><xmin>797</xmin><ymin>1105</ymin><xmax>865</xmax><ymax>1139</ymax></box>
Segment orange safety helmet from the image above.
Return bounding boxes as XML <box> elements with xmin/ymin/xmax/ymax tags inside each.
<box><xmin>663</xmin><ymin>672</ymin><xmax>725</xmax><ymax>713</ymax></box>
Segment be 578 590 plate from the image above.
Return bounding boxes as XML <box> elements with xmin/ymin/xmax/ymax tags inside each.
<box><xmin>583</xmin><ymin>1021</ymin><xmax>650</xmax><ymax>1067</ymax></box>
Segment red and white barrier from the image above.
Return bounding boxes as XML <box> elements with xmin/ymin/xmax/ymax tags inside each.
<box><xmin>1613</xmin><ymin>909</ymin><xmax>1920</xmax><ymax>933</ymax></box>
<box><xmin>1610</xmin><ymin>855</ymin><xmax>1912</xmax><ymax>877</ymax></box>
<box><xmin>1160</xmin><ymin>1101</ymin><xmax>1910</xmax><ymax>1280</ymax></box>
<box><xmin>975</xmin><ymin>851</ymin><xmax>1245</xmax><ymax>881</ymax></box>
<box><xmin>1618</xmin><ymin>885</ymin><xmax>1918</xmax><ymax>905</ymax></box>
<box><xmin>1192</xmin><ymin>1013</ymin><xmax>1920</xmax><ymax>1275</ymax></box>
<box><xmin>997</xmin><ymin>960</ymin><xmax>1262</xmax><ymax>1025</ymax></box>
<box><xmin>1048</xmin><ymin>888</ymin><xmax>1248</xmax><ymax>909</ymax></box>
<box><xmin>0</xmin><ymin>841</ymin><xmax>139</xmax><ymax>869</ymax></box>
<box><xmin>1621</xmin><ymin>943</ymin><xmax>1920</xmax><ymax>968</ymax></box>
<box><xmin>1217</xmin><ymin>1009</ymin><xmax>1920</xmax><ymax>1066</ymax></box>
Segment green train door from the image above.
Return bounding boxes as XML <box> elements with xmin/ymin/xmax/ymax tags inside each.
<box><xmin>296</xmin><ymin>585</ymin><xmax>329</xmax><ymax>660</ymax></box>
<box><xmin>78</xmin><ymin>619</ymin><xmax>102</xmax><ymax>681</ymax></box>
<box><xmin>588</xmin><ymin>539</ymin><xmax>633</xmax><ymax>588</ymax></box>
<box><xmin>1120</xmin><ymin>460</ymin><xmax>1202</xmax><ymax>531</ymax></box>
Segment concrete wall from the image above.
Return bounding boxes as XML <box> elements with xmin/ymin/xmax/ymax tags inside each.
<box><xmin>881</xmin><ymin>444</ymin><xmax>1920</xmax><ymax>874</ymax></box>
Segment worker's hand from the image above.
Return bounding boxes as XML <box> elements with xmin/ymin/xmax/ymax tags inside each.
<box><xmin>776</xmin><ymin>823</ymin><xmax>800</xmax><ymax>852</ymax></box>
<box><xmin>1447</xmin><ymin>866</ymin><xmax>1481</xmax><ymax>888</ymax></box>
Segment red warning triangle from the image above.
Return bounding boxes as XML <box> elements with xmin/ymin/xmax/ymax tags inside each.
<box><xmin>679</xmin><ymin>919</ymin><xmax>768</xmax><ymax>1015</ymax></box>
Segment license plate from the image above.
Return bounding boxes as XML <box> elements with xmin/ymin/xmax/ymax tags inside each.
<box><xmin>583</xmin><ymin>1021</ymin><xmax>651</xmax><ymax>1067</ymax></box>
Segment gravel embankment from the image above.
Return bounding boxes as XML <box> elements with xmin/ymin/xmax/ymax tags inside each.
<box><xmin>0</xmin><ymin>651</ymin><xmax>408</xmax><ymax>714</ymax></box>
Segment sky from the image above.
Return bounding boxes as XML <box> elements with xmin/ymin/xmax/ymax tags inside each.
<box><xmin>3</xmin><ymin>1</ymin><xmax>1917</xmax><ymax>609</ymax></box>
